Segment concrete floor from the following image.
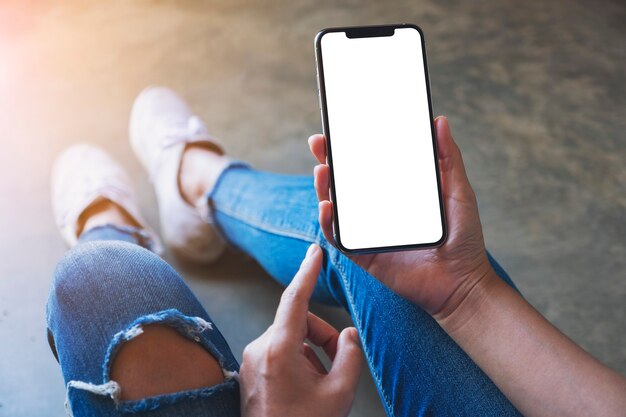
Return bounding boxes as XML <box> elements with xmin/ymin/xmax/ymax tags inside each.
<box><xmin>0</xmin><ymin>1</ymin><xmax>624</xmax><ymax>416</ymax></box>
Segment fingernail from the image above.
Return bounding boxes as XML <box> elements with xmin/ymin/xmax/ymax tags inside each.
<box><xmin>306</xmin><ymin>244</ymin><xmax>319</xmax><ymax>258</ymax></box>
<box><xmin>348</xmin><ymin>328</ymin><xmax>362</xmax><ymax>349</ymax></box>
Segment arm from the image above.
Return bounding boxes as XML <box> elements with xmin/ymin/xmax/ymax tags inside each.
<box><xmin>435</xmin><ymin>268</ymin><xmax>626</xmax><ymax>417</ymax></box>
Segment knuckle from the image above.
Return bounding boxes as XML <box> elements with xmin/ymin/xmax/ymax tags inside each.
<box><xmin>245</xmin><ymin>331</ymin><xmax>288</xmax><ymax>363</ymax></box>
<box><xmin>242</xmin><ymin>342</ymin><xmax>258</xmax><ymax>361</ymax></box>
<box><xmin>265</xmin><ymin>339</ymin><xmax>288</xmax><ymax>362</ymax></box>
<box><xmin>253</xmin><ymin>342</ymin><xmax>288</xmax><ymax>380</ymax></box>
<box><xmin>242</xmin><ymin>333</ymin><xmax>269</xmax><ymax>361</ymax></box>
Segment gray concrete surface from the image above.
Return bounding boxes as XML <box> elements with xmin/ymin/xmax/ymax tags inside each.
<box><xmin>0</xmin><ymin>1</ymin><xmax>624</xmax><ymax>416</ymax></box>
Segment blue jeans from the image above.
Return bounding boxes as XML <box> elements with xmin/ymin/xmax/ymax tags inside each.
<box><xmin>47</xmin><ymin>164</ymin><xmax>521</xmax><ymax>416</ymax></box>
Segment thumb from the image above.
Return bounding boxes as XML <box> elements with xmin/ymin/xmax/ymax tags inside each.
<box><xmin>435</xmin><ymin>116</ymin><xmax>475</xmax><ymax>203</ymax></box>
<box><xmin>328</xmin><ymin>327</ymin><xmax>364</xmax><ymax>394</ymax></box>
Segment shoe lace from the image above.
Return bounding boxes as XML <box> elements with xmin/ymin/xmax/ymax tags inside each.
<box><xmin>161</xmin><ymin>116</ymin><xmax>207</xmax><ymax>148</ymax></box>
<box><xmin>149</xmin><ymin>116</ymin><xmax>215</xmax><ymax>182</ymax></box>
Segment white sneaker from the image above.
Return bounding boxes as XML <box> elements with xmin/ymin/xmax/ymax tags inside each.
<box><xmin>129</xmin><ymin>86</ymin><xmax>227</xmax><ymax>263</ymax></box>
<box><xmin>51</xmin><ymin>144</ymin><xmax>162</xmax><ymax>252</ymax></box>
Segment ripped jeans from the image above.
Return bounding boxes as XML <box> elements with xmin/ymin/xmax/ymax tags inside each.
<box><xmin>46</xmin><ymin>164</ymin><xmax>522</xmax><ymax>417</ymax></box>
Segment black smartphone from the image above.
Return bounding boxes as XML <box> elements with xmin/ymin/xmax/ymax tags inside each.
<box><xmin>315</xmin><ymin>24</ymin><xmax>446</xmax><ymax>254</ymax></box>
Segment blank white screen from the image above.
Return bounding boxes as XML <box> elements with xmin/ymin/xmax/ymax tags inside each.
<box><xmin>320</xmin><ymin>28</ymin><xmax>443</xmax><ymax>250</ymax></box>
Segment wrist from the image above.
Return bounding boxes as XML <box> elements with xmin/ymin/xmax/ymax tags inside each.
<box><xmin>433</xmin><ymin>262</ymin><xmax>501</xmax><ymax>335</ymax></box>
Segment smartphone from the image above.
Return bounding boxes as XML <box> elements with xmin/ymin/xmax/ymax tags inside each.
<box><xmin>315</xmin><ymin>24</ymin><xmax>446</xmax><ymax>254</ymax></box>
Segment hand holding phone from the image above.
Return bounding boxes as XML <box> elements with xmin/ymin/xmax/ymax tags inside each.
<box><xmin>309</xmin><ymin>116</ymin><xmax>490</xmax><ymax>316</ymax></box>
<box><xmin>314</xmin><ymin>25</ymin><xmax>491</xmax><ymax>315</ymax></box>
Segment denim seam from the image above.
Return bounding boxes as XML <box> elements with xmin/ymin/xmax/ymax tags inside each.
<box><xmin>216</xmin><ymin>209</ymin><xmax>340</xmax><ymax>304</ymax></box>
<box><xmin>333</xmin><ymin>257</ymin><xmax>396</xmax><ymax>417</ymax></box>
<box><xmin>213</xmin><ymin>203</ymin><xmax>316</xmax><ymax>243</ymax></box>
<box><xmin>205</xmin><ymin>162</ymin><xmax>318</xmax><ymax>243</ymax></box>
<box><xmin>213</xmin><ymin>208</ymin><xmax>342</xmax><ymax>303</ymax></box>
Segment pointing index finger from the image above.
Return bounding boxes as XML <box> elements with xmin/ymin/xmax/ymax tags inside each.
<box><xmin>273</xmin><ymin>244</ymin><xmax>323</xmax><ymax>341</ymax></box>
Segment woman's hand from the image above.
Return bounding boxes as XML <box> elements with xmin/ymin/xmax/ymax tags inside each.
<box><xmin>311</xmin><ymin>117</ymin><xmax>626</xmax><ymax>417</ymax></box>
<box><xmin>309</xmin><ymin>116</ymin><xmax>491</xmax><ymax>317</ymax></box>
<box><xmin>240</xmin><ymin>244</ymin><xmax>364</xmax><ymax>417</ymax></box>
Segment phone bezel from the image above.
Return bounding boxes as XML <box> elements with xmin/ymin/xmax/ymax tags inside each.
<box><xmin>314</xmin><ymin>23</ymin><xmax>447</xmax><ymax>254</ymax></box>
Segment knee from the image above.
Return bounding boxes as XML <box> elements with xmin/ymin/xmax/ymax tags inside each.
<box><xmin>50</xmin><ymin>241</ymin><xmax>159</xmax><ymax>306</ymax></box>
<box><xmin>110</xmin><ymin>324</ymin><xmax>225</xmax><ymax>401</ymax></box>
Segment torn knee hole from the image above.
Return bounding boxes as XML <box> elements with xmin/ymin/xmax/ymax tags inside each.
<box><xmin>108</xmin><ymin>323</ymin><xmax>224</xmax><ymax>401</ymax></box>
<box><xmin>66</xmin><ymin>310</ymin><xmax>238</xmax><ymax>408</ymax></box>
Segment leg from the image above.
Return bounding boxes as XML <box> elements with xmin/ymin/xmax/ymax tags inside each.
<box><xmin>205</xmin><ymin>165</ymin><xmax>521</xmax><ymax>416</ymax></box>
<box><xmin>47</xmin><ymin>225</ymin><xmax>240</xmax><ymax>416</ymax></box>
